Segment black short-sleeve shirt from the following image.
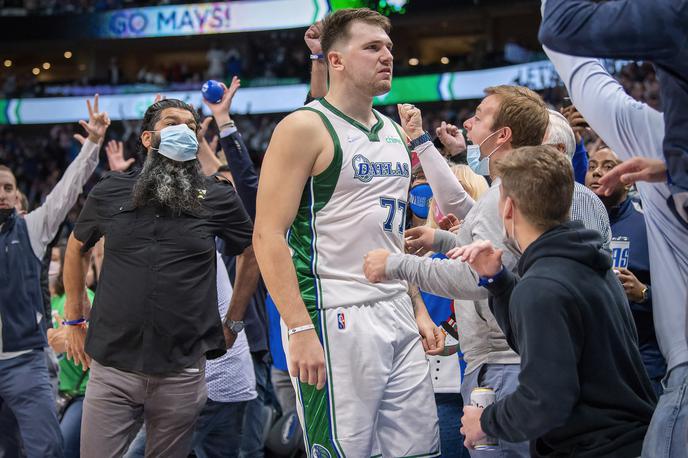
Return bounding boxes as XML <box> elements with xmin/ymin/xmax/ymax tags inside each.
<box><xmin>74</xmin><ymin>171</ymin><xmax>253</xmax><ymax>374</ymax></box>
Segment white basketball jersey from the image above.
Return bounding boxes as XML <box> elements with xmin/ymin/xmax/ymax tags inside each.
<box><xmin>288</xmin><ymin>99</ymin><xmax>411</xmax><ymax>311</ymax></box>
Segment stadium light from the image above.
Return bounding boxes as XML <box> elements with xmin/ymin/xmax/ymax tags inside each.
<box><xmin>3</xmin><ymin>60</ymin><xmax>11</xmax><ymax>68</ymax></box>
<box><xmin>441</xmin><ymin>57</ymin><xmax>450</xmax><ymax>65</ymax></box>
<box><xmin>409</xmin><ymin>58</ymin><xmax>419</xmax><ymax>66</ymax></box>
<box><xmin>64</xmin><ymin>51</ymin><xmax>72</xmax><ymax>59</ymax></box>
<box><xmin>42</xmin><ymin>62</ymin><xmax>51</xmax><ymax>70</ymax></box>
<box><xmin>32</xmin><ymin>68</ymin><xmax>40</xmax><ymax>75</ymax></box>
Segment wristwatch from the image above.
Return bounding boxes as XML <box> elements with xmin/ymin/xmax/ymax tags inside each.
<box><xmin>409</xmin><ymin>131</ymin><xmax>432</xmax><ymax>150</ymax></box>
<box><xmin>640</xmin><ymin>285</ymin><xmax>649</xmax><ymax>303</ymax></box>
<box><xmin>223</xmin><ymin>319</ymin><xmax>245</xmax><ymax>335</ymax></box>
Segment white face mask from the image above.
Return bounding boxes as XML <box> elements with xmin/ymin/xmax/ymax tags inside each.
<box><xmin>501</xmin><ymin>198</ymin><xmax>523</xmax><ymax>257</ymax></box>
<box><xmin>48</xmin><ymin>260</ymin><xmax>60</xmax><ymax>287</ymax></box>
<box><xmin>466</xmin><ymin>129</ymin><xmax>503</xmax><ymax>176</ymax></box>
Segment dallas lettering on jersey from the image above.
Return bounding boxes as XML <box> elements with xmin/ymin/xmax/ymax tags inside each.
<box><xmin>352</xmin><ymin>154</ymin><xmax>410</xmax><ymax>183</ymax></box>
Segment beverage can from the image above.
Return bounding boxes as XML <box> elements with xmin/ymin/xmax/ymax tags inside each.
<box><xmin>610</xmin><ymin>236</ymin><xmax>630</xmax><ymax>269</ymax></box>
<box><xmin>470</xmin><ymin>388</ymin><xmax>498</xmax><ymax>451</ymax></box>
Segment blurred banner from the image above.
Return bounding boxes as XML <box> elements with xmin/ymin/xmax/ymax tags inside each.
<box><xmin>0</xmin><ymin>59</ymin><xmax>561</xmax><ymax>125</ymax></box>
<box><xmin>95</xmin><ymin>0</ymin><xmax>329</xmax><ymax>39</ymax></box>
<box><xmin>0</xmin><ymin>0</ymin><xmax>408</xmax><ymax>41</ymax></box>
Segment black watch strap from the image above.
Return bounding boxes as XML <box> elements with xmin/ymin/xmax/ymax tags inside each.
<box><xmin>409</xmin><ymin>132</ymin><xmax>431</xmax><ymax>150</ymax></box>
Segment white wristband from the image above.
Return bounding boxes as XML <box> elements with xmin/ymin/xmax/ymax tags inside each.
<box><xmin>288</xmin><ymin>324</ymin><xmax>315</xmax><ymax>337</ymax></box>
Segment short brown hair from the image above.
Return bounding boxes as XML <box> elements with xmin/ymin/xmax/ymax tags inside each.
<box><xmin>0</xmin><ymin>165</ymin><xmax>15</xmax><ymax>186</ymax></box>
<box><xmin>484</xmin><ymin>85</ymin><xmax>549</xmax><ymax>149</ymax></box>
<box><xmin>496</xmin><ymin>145</ymin><xmax>573</xmax><ymax>231</ymax></box>
<box><xmin>320</xmin><ymin>8</ymin><xmax>391</xmax><ymax>57</ymax></box>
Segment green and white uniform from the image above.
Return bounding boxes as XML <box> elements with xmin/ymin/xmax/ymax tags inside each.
<box><xmin>284</xmin><ymin>99</ymin><xmax>440</xmax><ymax>458</ymax></box>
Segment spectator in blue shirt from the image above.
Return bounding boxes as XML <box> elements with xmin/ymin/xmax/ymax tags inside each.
<box><xmin>586</xmin><ymin>147</ymin><xmax>667</xmax><ymax>395</ymax></box>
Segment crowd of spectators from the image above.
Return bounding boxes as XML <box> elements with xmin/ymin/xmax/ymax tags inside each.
<box><xmin>2</xmin><ymin>3</ymin><xmax>686</xmax><ymax>456</ymax></box>
<box><xmin>0</xmin><ymin>59</ymin><xmax>660</xmax><ymax>214</ymax></box>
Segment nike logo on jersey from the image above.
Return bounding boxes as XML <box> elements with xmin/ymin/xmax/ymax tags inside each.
<box><xmin>352</xmin><ymin>154</ymin><xmax>410</xmax><ymax>183</ymax></box>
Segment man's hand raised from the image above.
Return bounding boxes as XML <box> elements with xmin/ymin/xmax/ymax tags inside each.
<box><xmin>203</xmin><ymin>76</ymin><xmax>241</xmax><ymax>126</ymax></box>
<box><xmin>304</xmin><ymin>21</ymin><xmax>323</xmax><ymax>55</ymax></box>
<box><xmin>105</xmin><ymin>140</ymin><xmax>135</xmax><ymax>172</ymax></box>
<box><xmin>398</xmin><ymin>103</ymin><xmax>424</xmax><ymax>140</ymax></box>
<box><xmin>436</xmin><ymin>121</ymin><xmax>466</xmax><ymax>156</ymax></box>
<box><xmin>76</xmin><ymin>94</ymin><xmax>110</xmax><ymax>144</ymax></box>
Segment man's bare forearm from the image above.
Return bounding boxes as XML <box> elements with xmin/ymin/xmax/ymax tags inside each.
<box><xmin>310</xmin><ymin>60</ymin><xmax>328</xmax><ymax>99</ymax></box>
<box><xmin>224</xmin><ymin>246</ymin><xmax>260</xmax><ymax>322</ymax></box>
<box><xmin>253</xmin><ymin>230</ymin><xmax>312</xmax><ymax>329</ymax></box>
<box><xmin>408</xmin><ymin>283</ymin><xmax>430</xmax><ymax>318</ymax></box>
<box><xmin>63</xmin><ymin>233</ymin><xmax>90</xmax><ymax>320</ymax></box>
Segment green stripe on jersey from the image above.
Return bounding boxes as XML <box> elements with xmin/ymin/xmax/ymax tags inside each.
<box><xmin>288</xmin><ymin>107</ymin><xmax>342</xmax><ymax>311</ymax></box>
<box><xmin>296</xmin><ymin>309</ymin><xmax>343</xmax><ymax>457</ymax></box>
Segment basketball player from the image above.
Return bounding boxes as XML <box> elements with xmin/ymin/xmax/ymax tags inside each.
<box><xmin>253</xmin><ymin>8</ymin><xmax>441</xmax><ymax>458</ymax></box>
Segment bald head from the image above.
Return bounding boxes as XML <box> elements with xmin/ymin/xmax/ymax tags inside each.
<box><xmin>543</xmin><ymin>109</ymin><xmax>576</xmax><ymax>161</ymax></box>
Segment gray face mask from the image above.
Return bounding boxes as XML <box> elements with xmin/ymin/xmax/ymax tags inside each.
<box><xmin>501</xmin><ymin>201</ymin><xmax>522</xmax><ymax>257</ymax></box>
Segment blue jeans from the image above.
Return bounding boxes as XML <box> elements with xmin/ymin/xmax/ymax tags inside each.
<box><xmin>460</xmin><ymin>364</ymin><xmax>529</xmax><ymax>458</ymax></box>
<box><xmin>0</xmin><ymin>350</ymin><xmax>63</xmax><ymax>458</ymax></box>
<box><xmin>123</xmin><ymin>427</ymin><xmax>145</xmax><ymax>458</ymax></box>
<box><xmin>435</xmin><ymin>393</ymin><xmax>470</xmax><ymax>458</ymax></box>
<box><xmin>642</xmin><ymin>363</ymin><xmax>688</xmax><ymax>457</ymax></box>
<box><xmin>60</xmin><ymin>396</ymin><xmax>84</xmax><ymax>458</ymax></box>
<box><xmin>0</xmin><ymin>399</ymin><xmax>23</xmax><ymax>457</ymax></box>
<box><xmin>239</xmin><ymin>354</ymin><xmax>272</xmax><ymax>458</ymax></box>
<box><xmin>192</xmin><ymin>399</ymin><xmax>248</xmax><ymax>458</ymax></box>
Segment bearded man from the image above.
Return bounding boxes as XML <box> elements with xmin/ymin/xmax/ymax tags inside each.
<box><xmin>62</xmin><ymin>99</ymin><xmax>258</xmax><ymax>458</ymax></box>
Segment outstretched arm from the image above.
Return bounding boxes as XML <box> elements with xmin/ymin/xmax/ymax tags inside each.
<box><xmin>25</xmin><ymin>95</ymin><xmax>109</xmax><ymax>259</ymax></box>
<box><xmin>539</xmin><ymin>0</ymin><xmax>680</xmax><ymax>60</ymax></box>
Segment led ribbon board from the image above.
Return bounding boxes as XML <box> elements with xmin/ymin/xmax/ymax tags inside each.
<box><xmin>96</xmin><ymin>0</ymin><xmax>329</xmax><ymax>38</ymax></box>
<box><xmin>0</xmin><ymin>60</ymin><xmax>571</xmax><ymax>125</ymax></box>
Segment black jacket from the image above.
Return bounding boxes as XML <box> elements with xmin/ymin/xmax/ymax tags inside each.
<box><xmin>481</xmin><ymin>221</ymin><xmax>656</xmax><ymax>457</ymax></box>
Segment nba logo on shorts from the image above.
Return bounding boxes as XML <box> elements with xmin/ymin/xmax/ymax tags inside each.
<box><xmin>337</xmin><ymin>312</ymin><xmax>346</xmax><ymax>330</ymax></box>
<box><xmin>311</xmin><ymin>444</ymin><xmax>332</xmax><ymax>458</ymax></box>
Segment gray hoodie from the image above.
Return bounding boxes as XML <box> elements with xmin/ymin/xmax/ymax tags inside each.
<box><xmin>387</xmin><ymin>179</ymin><xmax>520</xmax><ymax>374</ymax></box>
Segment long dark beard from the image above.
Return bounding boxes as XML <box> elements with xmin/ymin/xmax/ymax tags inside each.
<box><xmin>131</xmin><ymin>151</ymin><xmax>205</xmax><ymax>215</ymax></box>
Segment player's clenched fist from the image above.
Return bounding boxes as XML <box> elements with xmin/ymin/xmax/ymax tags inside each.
<box><xmin>288</xmin><ymin>329</ymin><xmax>327</xmax><ymax>390</ymax></box>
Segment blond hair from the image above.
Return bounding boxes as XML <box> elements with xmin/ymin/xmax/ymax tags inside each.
<box><xmin>426</xmin><ymin>165</ymin><xmax>489</xmax><ymax>229</ymax></box>
<box><xmin>484</xmin><ymin>85</ymin><xmax>549</xmax><ymax>149</ymax></box>
<box><xmin>495</xmin><ymin>145</ymin><xmax>573</xmax><ymax>231</ymax></box>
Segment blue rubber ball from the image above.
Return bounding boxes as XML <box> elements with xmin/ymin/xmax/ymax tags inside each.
<box><xmin>202</xmin><ymin>80</ymin><xmax>224</xmax><ymax>104</ymax></box>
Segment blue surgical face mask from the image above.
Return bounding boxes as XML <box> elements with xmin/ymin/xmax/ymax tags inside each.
<box><xmin>150</xmin><ymin>124</ymin><xmax>199</xmax><ymax>162</ymax></box>
<box><xmin>467</xmin><ymin>129</ymin><xmax>502</xmax><ymax>176</ymax></box>
<box><xmin>409</xmin><ymin>183</ymin><xmax>433</xmax><ymax>219</ymax></box>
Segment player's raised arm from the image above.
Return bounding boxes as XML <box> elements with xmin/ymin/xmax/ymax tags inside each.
<box><xmin>253</xmin><ymin>109</ymin><xmax>332</xmax><ymax>390</ymax></box>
